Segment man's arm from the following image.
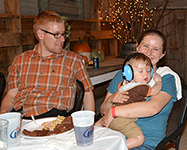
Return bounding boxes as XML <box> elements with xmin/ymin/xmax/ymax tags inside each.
<box><xmin>0</xmin><ymin>88</ymin><xmax>18</xmax><ymax>114</ymax></box>
<box><xmin>83</xmin><ymin>91</ymin><xmax>95</xmax><ymax>112</ymax></box>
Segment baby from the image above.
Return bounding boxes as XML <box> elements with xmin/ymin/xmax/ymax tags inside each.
<box><xmin>109</xmin><ymin>53</ymin><xmax>162</xmax><ymax>149</ymax></box>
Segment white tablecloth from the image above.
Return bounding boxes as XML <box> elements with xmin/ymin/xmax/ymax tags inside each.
<box><xmin>8</xmin><ymin>124</ymin><xmax>128</xmax><ymax>150</ymax></box>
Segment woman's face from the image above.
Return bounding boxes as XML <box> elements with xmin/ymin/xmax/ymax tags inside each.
<box><xmin>136</xmin><ymin>34</ymin><xmax>166</xmax><ymax>67</ymax></box>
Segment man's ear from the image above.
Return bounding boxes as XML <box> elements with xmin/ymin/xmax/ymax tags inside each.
<box><xmin>37</xmin><ymin>29</ymin><xmax>44</xmax><ymax>40</ymax></box>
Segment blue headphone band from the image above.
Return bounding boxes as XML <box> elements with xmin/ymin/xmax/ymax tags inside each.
<box><xmin>151</xmin><ymin>67</ymin><xmax>154</xmax><ymax>77</ymax></box>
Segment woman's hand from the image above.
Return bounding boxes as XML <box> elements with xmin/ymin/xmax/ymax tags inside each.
<box><xmin>101</xmin><ymin>108</ymin><xmax>114</xmax><ymax>128</ymax></box>
<box><xmin>110</xmin><ymin>90</ymin><xmax>129</xmax><ymax>104</ymax></box>
<box><xmin>100</xmin><ymin>90</ymin><xmax>129</xmax><ymax>115</ymax></box>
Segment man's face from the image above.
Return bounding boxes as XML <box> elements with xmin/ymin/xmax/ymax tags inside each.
<box><xmin>40</xmin><ymin>22</ymin><xmax>66</xmax><ymax>56</ymax></box>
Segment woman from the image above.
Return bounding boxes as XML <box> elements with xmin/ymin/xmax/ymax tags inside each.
<box><xmin>98</xmin><ymin>30</ymin><xmax>181</xmax><ymax>149</ymax></box>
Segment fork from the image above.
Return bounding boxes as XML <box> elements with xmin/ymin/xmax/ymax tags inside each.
<box><xmin>31</xmin><ymin>114</ymin><xmax>43</xmax><ymax>130</ymax></box>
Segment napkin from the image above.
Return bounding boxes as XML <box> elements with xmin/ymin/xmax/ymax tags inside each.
<box><xmin>148</xmin><ymin>66</ymin><xmax>182</xmax><ymax>100</ymax></box>
<box><xmin>43</xmin><ymin>129</ymin><xmax>76</xmax><ymax>150</ymax></box>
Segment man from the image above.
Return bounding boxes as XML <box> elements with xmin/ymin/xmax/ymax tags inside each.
<box><xmin>0</xmin><ymin>10</ymin><xmax>95</xmax><ymax>119</ymax></box>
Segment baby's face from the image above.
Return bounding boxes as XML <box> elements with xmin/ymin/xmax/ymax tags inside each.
<box><xmin>132</xmin><ymin>62</ymin><xmax>151</xmax><ymax>84</ymax></box>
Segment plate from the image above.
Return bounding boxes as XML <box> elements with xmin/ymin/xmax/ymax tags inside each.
<box><xmin>21</xmin><ymin>117</ymin><xmax>73</xmax><ymax>139</ymax></box>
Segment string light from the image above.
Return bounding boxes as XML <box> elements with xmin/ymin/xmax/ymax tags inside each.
<box><xmin>99</xmin><ymin>0</ymin><xmax>154</xmax><ymax>43</ymax></box>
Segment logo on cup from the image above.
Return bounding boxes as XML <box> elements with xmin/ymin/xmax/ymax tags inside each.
<box><xmin>83</xmin><ymin>125</ymin><xmax>94</xmax><ymax>138</ymax></box>
<box><xmin>10</xmin><ymin>126</ymin><xmax>20</xmax><ymax>139</ymax></box>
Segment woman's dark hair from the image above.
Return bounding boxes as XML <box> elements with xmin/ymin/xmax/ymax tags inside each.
<box><xmin>137</xmin><ymin>30</ymin><xmax>167</xmax><ymax>54</ymax></box>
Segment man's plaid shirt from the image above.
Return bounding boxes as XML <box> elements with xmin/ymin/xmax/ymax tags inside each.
<box><xmin>8</xmin><ymin>45</ymin><xmax>93</xmax><ymax>117</ymax></box>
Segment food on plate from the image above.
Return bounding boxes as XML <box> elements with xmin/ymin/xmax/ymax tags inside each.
<box><xmin>42</xmin><ymin>115</ymin><xmax>65</xmax><ymax>131</ymax></box>
<box><xmin>22</xmin><ymin>128</ymin><xmax>49</xmax><ymax>136</ymax></box>
<box><xmin>22</xmin><ymin>116</ymin><xmax>73</xmax><ymax>137</ymax></box>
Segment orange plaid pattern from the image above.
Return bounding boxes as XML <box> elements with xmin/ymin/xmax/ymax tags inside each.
<box><xmin>8</xmin><ymin>45</ymin><xmax>93</xmax><ymax>117</ymax></box>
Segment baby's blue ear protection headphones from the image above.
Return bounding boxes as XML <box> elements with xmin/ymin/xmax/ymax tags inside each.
<box><xmin>122</xmin><ymin>53</ymin><xmax>153</xmax><ymax>81</ymax></box>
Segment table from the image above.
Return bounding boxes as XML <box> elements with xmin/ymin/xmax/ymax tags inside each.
<box><xmin>86</xmin><ymin>58</ymin><xmax>124</xmax><ymax>85</ymax></box>
<box><xmin>8</xmin><ymin>58</ymin><xmax>127</xmax><ymax>150</ymax></box>
<box><xmin>9</xmin><ymin>124</ymin><xmax>128</xmax><ymax>150</ymax></box>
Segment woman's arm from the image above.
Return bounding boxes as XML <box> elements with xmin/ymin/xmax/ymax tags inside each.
<box><xmin>101</xmin><ymin>91</ymin><xmax>172</xmax><ymax>127</ymax></box>
<box><xmin>100</xmin><ymin>90</ymin><xmax>129</xmax><ymax>115</ymax></box>
<box><xmin>100</xmin><ymin>70</ymin><xmax>126</xmax><ymax>115</ymax></box>
<box><xmin>100</xmin><ymin>92</ymin><xmax>113</xmax><ymax>114</ymax></box>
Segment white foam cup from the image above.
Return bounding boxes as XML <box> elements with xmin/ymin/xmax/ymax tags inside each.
<box><xmin>0</xmin><ymin>112</ymin><xmax>21</xmax><ymax>147</ymax></box>
<box><xmin>71</xmin><ymin>110</ymin><xmax>95</xmax><ymax>146</ymax></box>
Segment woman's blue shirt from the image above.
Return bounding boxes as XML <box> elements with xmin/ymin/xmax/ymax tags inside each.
<box><xmin>107</xmin><ymin>70</ymin><xmax>177</xmax><ymax>146</ymax></box>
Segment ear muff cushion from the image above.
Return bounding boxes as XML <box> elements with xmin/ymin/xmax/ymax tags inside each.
<box><xmin>122</xmin><ymin>64</ymin><xmax>133</xmax><ymax>81</ymax></box>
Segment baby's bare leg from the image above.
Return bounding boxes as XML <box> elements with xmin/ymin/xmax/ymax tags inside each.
<box><xmin>126</xmin><ymin>134</ymin><xmax>145</xmax><ymax>149</ymax></box>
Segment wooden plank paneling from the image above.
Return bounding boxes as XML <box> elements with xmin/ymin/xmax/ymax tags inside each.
<box><xmin>69</xmin><ymin>21</ymin><xmax>92</xmax><ymax>31</ymax></box>
<box><xmin>70</xmin><ymin>30</ymin><xmax>114</xmax><ymax>41</ymax></box>
<box><xmin>38</xmin><ymin>0</ymin><xmax>48</xmax><ymax>13</ymax></box>
<box><xmin>0</xmin><ymin>33</ymin><xmax>20</xmax><ymax>47</ymax></box>
<box><xmin>84</xmin><ymin>0</ymin><xmax>91</xmax><ymax>19</ymax></box>
<box><xmin>20</xmin><ymin>0</ymin><xmax>38</xmax><ymax>15</ymax></box>
<box><xmin>167</xmin><ymin>10</ymin><xmax>185</xmax><ymax>78</ymax></box>
<box><xmin>48</xmin><ymin>0</ymin><xmax>84</xmax><ymax>20</ymax></box>
<box><xmin>0</xmin><ymin>48</ymin><xmax>7</xmax><ymax>65</ymax></box>
<box><xmin>154</xmin><ymin>9</ymin><xmax>187</xmax><ymax>83</ymax></box>
<box><xmin>109</xmin><ymin>39</ymin><xmax>118</xmax><ymax>56</ymax></box>
<box><xmin>21</xmin><ymin>33</ymin><xmax>37</xmax><ymax>45</ymax></box>
<box><xmin>0</xmin><ymin>0</ymin><xmax>4</xmax><ymax>14</ymax></box>
<box><xmin>4</xmin><ymin>0</ymin><xmax>22</xmax><ymax>58</ymax></box>
<box><xmin>0</xmin><ymin>30</ymin><xmax>114</xmax><ymax>47</ymax></box>
<box><xmin>0</xmin><ymin>18</ymin><xmax>6</xmax><ymax>32</ymax></box>
<box><xmin>149</xmin><ymin>0</ymin><xmax>187</xmax><ymax>9</ymax></box>
<box><xmin>1</xmin><ymin>0</ymin><xmax>187</xmax><ymax>84</ymax></box>
<box><xmin>21</xmin><ymin>18</ymin><xmax>34</xmax><ymax>32</ymax></box>
<box><xmin>184</xmin><ymin>10</ymin><xmax>187</xmax><ymax>84</ymax></box>
<box><xmin>4</xmin><ymin>0</ymin><xmax>21</xmax><ymax>32</ymax></box>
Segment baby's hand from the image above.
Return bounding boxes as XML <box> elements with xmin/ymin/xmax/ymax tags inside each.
<box><xmin>153</xmin><ymin>73</ymin><xmax>162</xmax><ymax>82</ymax></box>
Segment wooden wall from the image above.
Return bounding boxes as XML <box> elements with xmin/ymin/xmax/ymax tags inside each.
<box><xmin>150</xmin><ymin>0</ymin><xmax>187</xmax><ymax>9</ymax></box>
<box><xmin>148</xmin><ymin>0</ymin><xmax>187</xmax><ymax>84</ymax></box>
<box><xmin>0</xmin><ymin>0</ymin><xmax>118</xmax><ymax>78</ymax></box>
<box><xmin>1</xmin><ymin>0</ymin><xmax>187</xmax><ymax>85</ymax></box>
<box><xmin>159</xmin><ymin>9</ymin><xmax>187</xmax><ymax>84</ymax></box>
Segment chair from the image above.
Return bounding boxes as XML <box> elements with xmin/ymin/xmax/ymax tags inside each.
<box><xmin>0</xmin><ymin>72</ymin><xmax>6</xmax><ymax>104</ymax></box>
<box><xmin>155</xmin><ymin>85</ymin><xmax>187</xmax><ymax>150</ymax></box>
<box><xmin>68</xmin><ymin>79</ymin><xmax>85</xmax><ymax>115</ymax></box>
<box><xmin>95</xmin><ymin>112</ymin><xmax>102</xmax><ymax>122</ymax></box>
